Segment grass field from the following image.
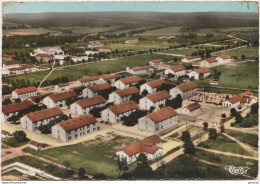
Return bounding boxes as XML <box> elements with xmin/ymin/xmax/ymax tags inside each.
<box><xmin>195</xmin><ymin>149</ymin><xmax>258</xmax><ymax>178</ymax></box>
<box><xmin>22</xmin><ymin>135</ymin><xmax>138</xmax><ymax>179</ymax></box>
<box><xmin>194</xmin><ymin>62</ymin><xmax>259</xmax><ymax>89</ymax></box>
<box><xmin>1</xmin><ymin>156</ymin><xmax>69</xmax><ymax>178</ymax></box>
<box><xmin>155</xmin><ymin>154</ymin><xmax>242</xmax><ymax>179</ymax></box>
<box><xmin>2</xmin><ymin>137</ymin><xmax>29</xmax><ymax>147</ymax></box>
<box><xmin>5</xmin><ymin>54</ymin><xmax>174</xmax><ymax>85</ymax></box>
<box><xmin>160</xmin><ymin>48</ymin><xmax>199</xmax><ymax>56</ymax></box>
<box><xmin>225</xmin><ymin>130</ymin><xmax>258</xmax><ymax>148</ymax></box>
<box><xmin>198</xmin><ymin>134</ymin><xmax>251</xmax><ymax>156</ymax></box>
<box><xmin>212</xmin><ymin>46</ymin><xmax>258</xmax><ymax>58</ymax></box>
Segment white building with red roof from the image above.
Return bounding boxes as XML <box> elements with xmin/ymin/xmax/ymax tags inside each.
<box><xmin>200</xmin><ymin>58</ymin><xmax>218</xmax><ymax>68</ymax></box>
<box><xmin>2</xmin><ymin>54</ymin><xmax>15</xmax><ymax>62</ymax></box>
<box><xmin>98</xmin><ymin>74</ymin><xmax>118</xmax><ymax>84</ymax></box>
<box><xmin>72</xmin><ymin>56</ymin><xmax>89</xmax><ymax>63</ymax></box>
<box><xmin>87</xmin><ymin>43</ymin><xmax>104</xmax><ymax>48</ymax></box>
<box><xmin>115</xmin><ymin>76</ymin><xmax>141</xmax><ymax>90</ymax></box>
<box><xmin>149</xmin><ymin>59</ymin><xmax>165</xmax><ymax>67</ymax></box>
<box><xmin>182</xmin><ymin>102</ymin><xmax>201</xmax><ymax>114</ymax></box>
<box><xmin>164</xmin><ymin>65</ymin><xmax>186</xmax><ymax>77</ymax></box>
<box><xmin>7</xmin><ymin>65</ymin><xmax>38</xmax><ymax>75</ymax></box>
<box><xmin>43</xmin><ymin>90</ymin><xmax>78</xmax><ymax>108</ymax></box>
<box><xmin>109</xmin><ymin>86</ymin><xmax>140</xmax><ymax>104</ymax></box>
<box><xmin>181</xmin><ymin>56</ymin><xmax>201</xmax><ymax>63</ymax></box>
<box><xmin>70</xmin><ymin>95</ymin><xmax>106</xmax><ymax>116</ymax></box>
<box><xmin>116</xmin><ymin>135</ymin><xmax>163</xmax><ymax>164</ymax></box>
<box><xmin>31</xmin><ymin>46</ymin><xmax>64</xmax><ymax>56</ymax></box>
<box><xmin>12</xmin><ymin>86</ymin><xmax>37</xmax><ymax>99</ymax></box>
<box><xmin>54</xmin><ymin>82</ymin><xmax>70</xmax><ymax>91</ymax></box>
<box><xmin>216</xmin><ymin>55</ymin><xmax>232</xmax><ymax>64</ymax></box>
<box><xmin>101</xmin><ymin>101</ymin><xmax>139</xmax><ymax>124</ymax></box>
<box><xmin>52</xmin><ymin>114</ymin><xmax>98</xmax><ymax>142</ymax></box>
<box><xmin>188</xmin><ymin>68</ymin><xmax>210</xmax><ymax>80</ymax></box>
<box><xmin>98</xmin><ymin>46</ymin><xmax>113</xmax><ymax>53</ymax></box>
<box><xmin>170</xmin><ymin>82</ymin><xmax>197</xmax><ymax>99</ymax></box>
<box><xmin>29</xmin><ymin>141</ymin><xmax>42</xmax><ymax>150</ymax></box>
<box><xmin>126</xmin><ymin>66</ymin><xmax>154</xmax><ymax>75</ymax></box>
<box><xmin>138</xmin><ymin>107</ymin><xmax>178</xmax><ymax>132</ymax></box>
<box><xmin>82</xmin><ymin>83</ymin><xmax>111</xmax><ymax>98</ymax></box>
<box><xmin>139</xmin><ymin>90</ymin><xmax>171</xmax><ymax>110</ymax></box>
<box><xmin>140</xmin><ymin>79</ymin><xmax>166</xmax><ymax>94</ymax></box>
<box><xmin>21</xmin><ymin>107</ymin><xmax>63</xmax><ymax>131</ymax></box>
<box><xmin>36</xmin><ymin>53</ymin><xmax>53</xmax><ymax>62</ymax></box>
<box><xmin>76</xmin><ymin>76</ymin><xmax>101</xmax><ymax>86</ymax></box>
<box><xmin>2</xmin><ymin>101</ymin><xmax>34</xmax><ymax>122</ymax></box>
<box><xmin>1</xmin><ymin>130</ymin><xmax>11</xmax><ymax>139</ymax></box>
<box><xmin>2</xmin><ymin>61</ymin><xmax>20</xmax><ymax>69</ymax></box>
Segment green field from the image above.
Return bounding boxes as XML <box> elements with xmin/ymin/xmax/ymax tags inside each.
<box><xmin>195</xmin><ymin>149</ymin><xmax>258</xmax><ymax>178</ymax></box>
<box><xmin>225</xmin><ymin>130</ymin><xmax>258</xmax><ymax>148</ymax></box>
<box><xmin>194</xmin><ymin>62</ymin><xmax>259</xmax><ymax>89</ymax></box>
<box><xmin>2</xmin><ymin>169</ymin><xmax>24</xmax><ymax>177</ymax></box>
<box><xmin>2</xmin><ymin>137</ymin><xmax>29</xmax><ymax>147</ymax></box>
<box><xmin>198</xmin><ymin>134</ymin><xmax>252</xmax><ymax>156</ymax></box>
<box><xmin>22</xmin><ymin>135</ymin><xmax>137</xmax><ymax>179</ymax></box>
<box><xmin>155</xmin><ymin>154</ymin><xmax>241</xmax><ymax>179</ymax></box>
<box><xmin>160</xmin><ymin>48</ymin><xmax>199</xmax><ymax>56</ymax></box>
<box><xmin>212</xmin><ymin>46</ymin><xmax>258</xmax><ymax>58</ymax></box>
<box><xmin>4</xmin><ymin>54</ymin><xmax>174</xmax><ymax>85</ymax></box>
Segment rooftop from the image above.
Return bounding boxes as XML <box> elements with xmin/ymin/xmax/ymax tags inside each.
<box><xmin>186</xmin><ymin>56</ymin><xmax>201</xmax><ymax>60</ymax></box>
<box><xmin>26</xmin><ymin>107</ymin><xmax>63</xmax><ymax>122</ymax></box>
<box><xmin>88</xmin><ymin>83</ymin><xmax>111</xmax><ymax>93</ymax></box>
<box><xmin>194</xmin><ymin>68</ymin><xmax>210</xmax><ymax>74</ymax></box>
<box><xmin>146</xmin><ymin>90</ymin><xmax>171</xmax><ymax>102</ymax></box>
<box><xmin>170</xmin><ymin>65</ymin><xmax>186</xmax><ymax>72</ymax></box>
<box><xmin>205</xmin><ymin>58</ymin><xmax>218</xmax><ymax>63</ymax></box>
<box><xmin>14</xmin><ymin>86</ymin><xmax>37</xmax><ymax>94</ymax></box>
<box><xmin>186</xmin><ymin>102</ymin><xmax>201</xmax><ymax>111</ymax></box>
<box><xmin>120</xmin><ymin>76</ymin><xmax>141</xmax><ymax>85</ymax></box>
<box><xmin>2</xmin><ymin>100</ymin><xmax>33</xmax><ymax>114</ymax></box>
<box><xmin>131</xmin><ymin>65</ymin><xmax>154</xmax><ymax>72</ymax></box>
<box><xmin>47</xmin><ymin>90</ymin><xmax>78</xmax><ymax>102</ymax></box>
<box><xmin>115</xmin><ymin>86</ymin><xmax>140</xmax><ymax>97</ymax></box>
<box><xmin>146</xmin><ymin>79</ymin><xmax>166</xmax><ymax>88</ymax></box>
<box><xmin>147</xmin><ymin>107</ymin><xmax>177</xmax><ymax>123</ymax></box>
<box><xmin>76</xmin><ymin>95</ymin><xmax>106</xmax><ymax>108</ymax></box>
<box><xmin>150</xmin><ymin>59</ymin><xmax>164</xmax><ymax>63</ymax></box>
<box><xmin>177</xmin><ymin>82</ymin><xmax>197</xmax><ymax>92</ymax></box>
<box><xmin>109</xmin><ymin>101</ymin><xmax>139</xmax><ymax>115</ymax></box>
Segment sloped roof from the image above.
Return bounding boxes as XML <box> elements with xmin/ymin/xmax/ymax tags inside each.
<box><xmin>14</xmin><ymin>86</ymin><xmax>37</xmax><ymax>94</ymax></box>
<box><xmin>8</xmin><ymin>65</ymin><xmax>37</xmax><ymax>72</ymax></box>
<box><xmin>2</xmin><ymin>100</ymin><xmax>33</xmax><ymax>114</ymax></box>
<box><xmin>120</xmin><ymin>76</ymin><xmax>141</xmax><ymax>85</ymax></box>
<box><xmin>146</xmin><ymin>79</ymin><xmax>166</xmax><ymax>88</ymax></box>
<box><xmin>3</xmin><ymin>62</ymin><xmax>20</xmax><ymax>66</ymax></box>
<box><xmin>29</xmin><ymin>140</ymin><xmax>41</xmax><ymax>147</ymax></box>
<box><xmin>26</xmin><ymin>107</ymin><xmax>63</xmax><ymax>122</ymax></box>
<box><xmin>57</xmin><ymin>83</ymin><xmax>69</xmax><ymax>88</ymax></box>
<box><xmin>1</xmin><ymin>130</ymin><xmax>9</xmax><ymax>135</ymax></box>
<box><xmin>150</xmin><ymin>59</ymin><xmax>164</xmax><ymax>63</ymax></box>
<box><xmin>59</xmin><ymin>114</ymin><xmax>96</xmax><ymax>132</ymax></box>
<box><xmin>186</xmin><ymin>102</ymin><xmax>201</xmax><ymax>112</ymax></box>
<box><xmin>79</xmin><ymin>76</ymin><xmax>100</xmax><ymax>83</ymax></box>
<box><xmin>36</xmin><ymin>53</ymin><xmax>52</xmax><ymax>57</ymax></box>
<box><xmin>100</xmin><ymin>74</ymin><xmax>118</xmax><ymax>80</ymax></box>
<box><xmin>115</xmin><ymin>86</ymin><xmax>140</xmax><ymax>97</ymax></box>
<box><xmin>186</xmin><ymin>56</ymin><xmax>201</xmax><ymax>60</ymax></box>
<box><xmin>48</xmin><ymin>90</ymin><xmax>78</xmax><ymax>102</ymax></box>
<box><xmin>30</xmin><ymin>93</ymin><xmax>52</xmax><ymax>102</ymax></box>
<box><xmin>177</xmin><ymin>82</ymin><xmax>197</xmax><ymax>92</ymax></box>
<box><xmin>205</xmin><ymin>58</ymin><xmax>218</xmax><ymax>63</ymax></box>
<box><xmin>76</xmin><ymin>95</ymin><xmax>106</xmax><ymax>108</ymax></box>
<box><xmin>239</xmin><ymin>90</ymin><xmax>253</xmax><ymax>97</ymax></box>
<box><xmin>109</xmin><ymin>101</ymin><xmax>139</xmax><ymax>115</ymax></box>
<box><xmin>146</xmin><ymin>90</ymin><xmax>171</xmax><ymax>102</ymax></box>
<box><xmin>3</xmin><ymin>54</ymin><xmax>15</xmax><ymax>58</ymax></box>
<box><xmin>170</xmin><ymin>65</ymin><xmax>186</xmax><ymax>72</ymax></box>
<box><xmin>219</xmin><ymin>55</ymin><xmax>230</xmax><ymax>60</ymax></box>
<box><xmin>147</xmin><ymin>107</ymin><xmax>178</xmax><ymax>123</ymax></box>
<box><xmin>88</xmin><ymin>83</ymin><xmax>111</xmax><ymax>93</ymax></box>
<box><xmin>194</xmin><ymin>68</ymin><xmax>210</xmax><ymax>74</ymax></box>
<box><xmin>228</xmin><ymin>95</ymin><xmax>241</xmax><ymax>104</ymax></box>
<box><xmin>131</xmin><ymin>65</ymin><xmax>154</xmax><ymax>72</ymax></box>
<box><xmin>99</xmin><ymin>46</ymin><xmax>113</xmax><ymax>50</ymax></box>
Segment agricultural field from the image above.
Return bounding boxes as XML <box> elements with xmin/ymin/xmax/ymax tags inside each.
<box><xmin>198</xmin><ymin>134</ymin><xmax>252</xmax><ymax>156</ymax></box>
<box><xmin>3</xmin><ymin>28</ymin><xmax>52</xmax><ymax>36</ymax></box>
<box><xmin>160</xmin><ymin>48</ymin><xmax>199</xmax><ymax>56</ymax></box>
<box><xmin>22</xmin><ymin>134</ymin><xmax>138</xmax><ymax>178</ymax></box>
<box><xmin>212</xmin><ymin>46</ymin><xmax>258</xmax><ymax>58</ymax></box>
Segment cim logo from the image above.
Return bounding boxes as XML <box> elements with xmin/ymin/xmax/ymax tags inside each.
<box><xmin>225</xmin><ymin>165</ymin><xmax>249</xmax><ymax>175</ymax></box>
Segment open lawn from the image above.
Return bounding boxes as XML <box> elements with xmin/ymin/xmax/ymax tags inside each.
<box><xmin>160</xmin><ymin>48</ymin><xmax>199</xmax><ymax>56</ymax></box>
<box><xmin>212</xmin><ymin>46</ymin><xmax>258</xmax><ymax>58</ymax></box>
<box><xmin>225</xmin><ymin>130</ymin><xmax>258</xmax><ymax>148</ymax></box>
<box><xmin>4</xmin><ymin>54</ymin><xmax>174</xmax><ymax>85</ymax></box>
<box><xmin>195</xmin><ymin>149</ymin><xmax>258</xmax><ymax>178</ymax></box>
<box><xmin>198</xmin><ymin>134</ymin><xmax>252</xmax><ymax>156</ymax></box>
<box><xmin>22</xmin><ymin>135</ymin><xmax>137</xmax><ymax>179</ymax></box>
<box><xmin>1</xmin><ymin>156</ymin><xmax>69</xmax><ymax>179</ymax></box>
<box><xmin>155</xmin><ymin>154</ymin><xmax>242</xmax><ymax>179</ymax></box>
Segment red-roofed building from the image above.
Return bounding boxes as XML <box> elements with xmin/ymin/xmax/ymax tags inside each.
<box><xmin>140</xmin><ymin>79</ymin><xmax>167</xmax><ymax>94</ymax></box>
<box><xmin>7</xmin><ymin>65</ymin><xmax>38</xmax><ymax>75</ymax></box>
<box><xmin>188</xmin><ymin>68</ymin><xmax>211</xmax><ymax>80</ymax></box>
<box><xmin>70</xmin><ymin>95</ymin><xmax>106</xmax><ymax>116</ymax></box>
<box><xmin>52</xmin><ymin>114</ymin><xmax>97</xmax><ymax>142</ymax></box>
<box><xmin>43</xmin><ymin>90</ymin><xmax>78</xmax><ymax>108</ymax></box>
<box><xmin>149</xmin><ymin>59</ymin><xmax>165</xmax><ymax>67</ymax></box>
<box><xmin>101</xmin><ymin>101</ymin><xmax>139</xmax><ymax>124</ymax></box>
<box><xmin>165</xmin><ymin>65</ymin><xmax>186</xmax><ymax>77</ymax></box>
<box><xmin>12</xmin><ymin>86</ymin><xmax>37</xmax><ymax>99</ymax></box>
<box><xmin>116</xmin><ymin>135</ymin><xmax>163</xmax><ymax>164</ymax></box>
<box><xmin>21</xmin><ymin>107</ymin><xmax>63</xmax><ymax>131</ymax></box>
<box><xmin>109</xmin><ymin>86</ymin><xmax>140</xmax><ymax>104</ymax></box>
<box><xmin>182</xmin><ymin>56</ymin><xmax>201</xmax><ymax>63</ymax></box>
<box><xmin>87</xmin><ymin>42</ymin><xmax>104</xmax><ymax>48</ymax></box>
<box><xmin>2</xmin><ymin>54</ymin><xmax>15</xmax><ymax>62</ymax></box>
<box><xmin>54</xmin><ymin>83</ymin><xmax>70</xmax><ymax>91</ymax></box>
<box><xmin>2</xmin><ymin>101</ymin><xmax>34</xmax><ymax>122</ymax></box>
<box><xmin>115</xmin><ymin>76</ymin><xmax>141</xmax><ymax>90</ymax></box>
<box><xmin>182</xmin><ymin>102</ymin><xmax>201</xmax><ymax>114</ymax></box>
<box><xmin>1</xmin><ymin>130</ymin><xmax>11</xmax><ymax>139</ymax></box>
<box><xmin>140</xmin><ymin>90</ymin><xmax>171</xmax><ymax>110</ymax></box>
<box><xmin>139</xmin><ymin>107</ymin><xmax>178</xmax><ymax>132</ymax></box>
<box><xmin>98</xmin><ymin>46</ymin><xmax>113</xmax><ymax>53</ymax></box>
<box><xmin>216</xmin><ymin>55</ymin><xmax>232</xmax><ymax>64</ymax></box>
<box><xmin>170</xmin><ymin>82</ymin><xmax>197</xmax><ymax>99</ymax></box>
<box><xmin>36</xmin><ymin>53</ymin><xmax>53</xmax><ymax>62</ymax></box>
<box><xmin>200</xmin><ymin>58</ymin><xmax>218</xmax><ymax>68</ymax></box>
<box><xmin>2</xmin><ymin>61</ymin><xmax>20</xmax><ymax>69</ymax></box>
<box><xmin>98</xmin><ymin>74</ymin><xmax>118</xmax><ymax>84</ymax></box>
<box><xmin>222</xmin><ymin>91</ymin><xmax>257</xmax><ymax>108</ymax></box>
<box><xmin>76</xmin><ymin>76</ymin><xmax>101</xmax><ymax>86</ymax></box>
<box><xmin>82</xmin><ymin>83</ymin><xmax>111</xmax><ymax>98</ymax></box>
<box><xmin>127</xmin><ymin>66</ymin><xmax>154</xmax><ymax>75</ymax></box>
<box><xmin>29</xmin><ymin>141</ymin><xmax>42</xmax><ymax>150</ymax></box>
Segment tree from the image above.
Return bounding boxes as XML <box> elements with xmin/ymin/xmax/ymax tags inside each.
<box><xmin>130</xmin><ymin>93</ymin><xmax>141</xmax><ymax>103</ymax></box>
<box><xmin>230</xmin><ymin>108</ymin><xmax>237</xmax><ymax>116</ymax></box>
<box><xmin>221</xmin><ymin>113</ymin><xmax>226</xmax><ymax>119</ymax></box>
<box><xmin>122</xmin><ymin>109</ymin><xmax>148</xmax><ymax>126</ymax></box>
<box><xmin>149</xmin><ymin>106</ymin><xmax>155</xmax><ymax>113</ymax></box>
<box><xmin>251</xmin><ymin>103</ymin><xmax>258</xmax><ymax>114</ymax></box>
<box><xmin>132</xmin><ymin>154</ymin><xmax>154</xmax><ymax>179</ymax></box>
<box><xmin>241</xmin><ymin>55</ymin><xmax>246</xmax><ymax>60</ymax></box>
<box><xmin>141</xmin><ymin>89</ymin><xmax>148</xmax><ymax>97</ymax></box>
<box><xmin>39</xmin><ymin>124</ymin><xmax>51</xmax><ymax>134</ymax></box>
<box><xmin>181</xmin><ymin>130</ymin><xmax>191</xmax><ymax>142</ymax></box>
<box><xmin>78</xmin><ymin>168</ymin><xmax>86</xmax><ymax>179</ymax></box>
<box><xmin>235</xmin><ymin>113</ymin><xmax>243</xmax><ymax>124</ymax></box>
<box><xmin>93</xmin><ymin>173</ymin><xmax>107</xmax><ymax>180</ymax></box>
<box><xmin>117</xmin><ymin>157</ymin><xmax>128</xmax><ymax>175</ymax></box>
<box><xmin>3</xmin><ymin>98</ymin><xmax>12</xmax><ymax>105</ymax></box>
<box><xmin>203</xmin><ymin>122</ymin><xmax>208</xmax><ymax>130</ymax></box>
<box><xmin>220</xmin><ymin>124</ymin><xmax>225</xmax><ymax>133</ymax></box>
<box><xmin>13</xmin><ymin>131</ymin><xmax>28</xmax><ymax>142</ymax></box>
<box><xmin>208</xmin><ymin>128</ymin><xmax>217</xmax><ymax>139</ymax></box>
<box><xmin>183</xmin><ymin>141</ymin><xmax>196</xmax><ymax>154</ymax></box>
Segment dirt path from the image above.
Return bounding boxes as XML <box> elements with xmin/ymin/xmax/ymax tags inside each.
<box><xmin>1</xmin><ymin>144</ymin><xmax>29</xmax><ymax>162</ymax></box>
<box><xmin>197</xmin><ymin>147</ymin><xmax>258</xmax><ymax>161</ymax></box>
<box><xmin>222</xmin><ymin>133</ymin><xmax>258</xmax><ymax>157</ymax></box>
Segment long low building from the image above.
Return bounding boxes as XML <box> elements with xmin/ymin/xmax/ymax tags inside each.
<box><xmin>181</xmin><ymin>56</ymin><xmax>201</xmax><ymax>63</ymax></box>
<box><xmin>109</xmin><ymin>86</ymin><xmax>140</xmax><ymax>104</ymax></box>
<box><xmin>188</xmin><ymin>68</ymin><xmax>210</xmax><ymax>80</ymax></box>
<box><xmin>21</xmin><ymin>107</ymin><xmax>63</xmax><ymax>131</ymax></box>
<box><xmin>170</xmin><ymin>82</ymin><xmax>197</xmax><ymax>99</ymax></box>
<box><xmin>101</xmin><ymin>101</ymin><xmax>139</xmax><ymax>124</ymax></box>
<box><xmin>114</xmin><ymin>76</ymin><xmax>141</xmax><ymax>90</ymax></box>
<box><xmin>140</xmin><ymin>79</ymin><xmax>166</xmax><ymax>94</ymax></box>
<box><xmin>126</xmin><ymin>66</ymin><xmax>154</xmax><ymax>75</ymax></box>
<box><xmin>12</xmin><ymin>86</ymin><xmax>38</xmax><ymax>99</ymax></box>
<box><xmin>52</xmin><ymin>114</ymin><xmax>98</xmax><ymax>142</ymax></box>
<box><xmin>82</xmin><ymin>83</ymin><xmax>111</xmax><ymax>98</ymax></box>
<box><xmin>138</xmin><ymin>107</ymin><xmax>178</xmax><ymax>132</ymax></box>
<box><xmin>182</xmin><ymin>102</ymin><xmax>201</xmax><ymax>114</ymax></box>
<box><xmin>70</xmin><ymin>95</ymin><xmax>106</xmax><ymax>116</ymax></box>
<box><xmin>164</xmin><ymin>65</ymin><xmax>186</xmax><ymax>77</ymax></box>
<box><xmin>116</xmin><ymin>135</ymin><xmax>163</xmax><ymax>164</ymax></box>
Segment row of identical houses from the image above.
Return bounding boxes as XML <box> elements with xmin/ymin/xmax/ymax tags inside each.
<box><xmin>181</xmin><ymin>55</ymin><xmax>232</xmax><ymax>67</ymax></box>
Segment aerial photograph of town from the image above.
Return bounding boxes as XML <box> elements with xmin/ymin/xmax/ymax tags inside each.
<box><xmin>1</xmin><ymin>1</ymin><xmax>259</xmax><ymax>182</ymax></box>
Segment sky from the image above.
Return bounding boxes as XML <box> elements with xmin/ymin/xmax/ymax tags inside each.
<box><xmin>3</xmin><ymin>1</ymin><xmax>258</xmax><ymax>14</ymax></box>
